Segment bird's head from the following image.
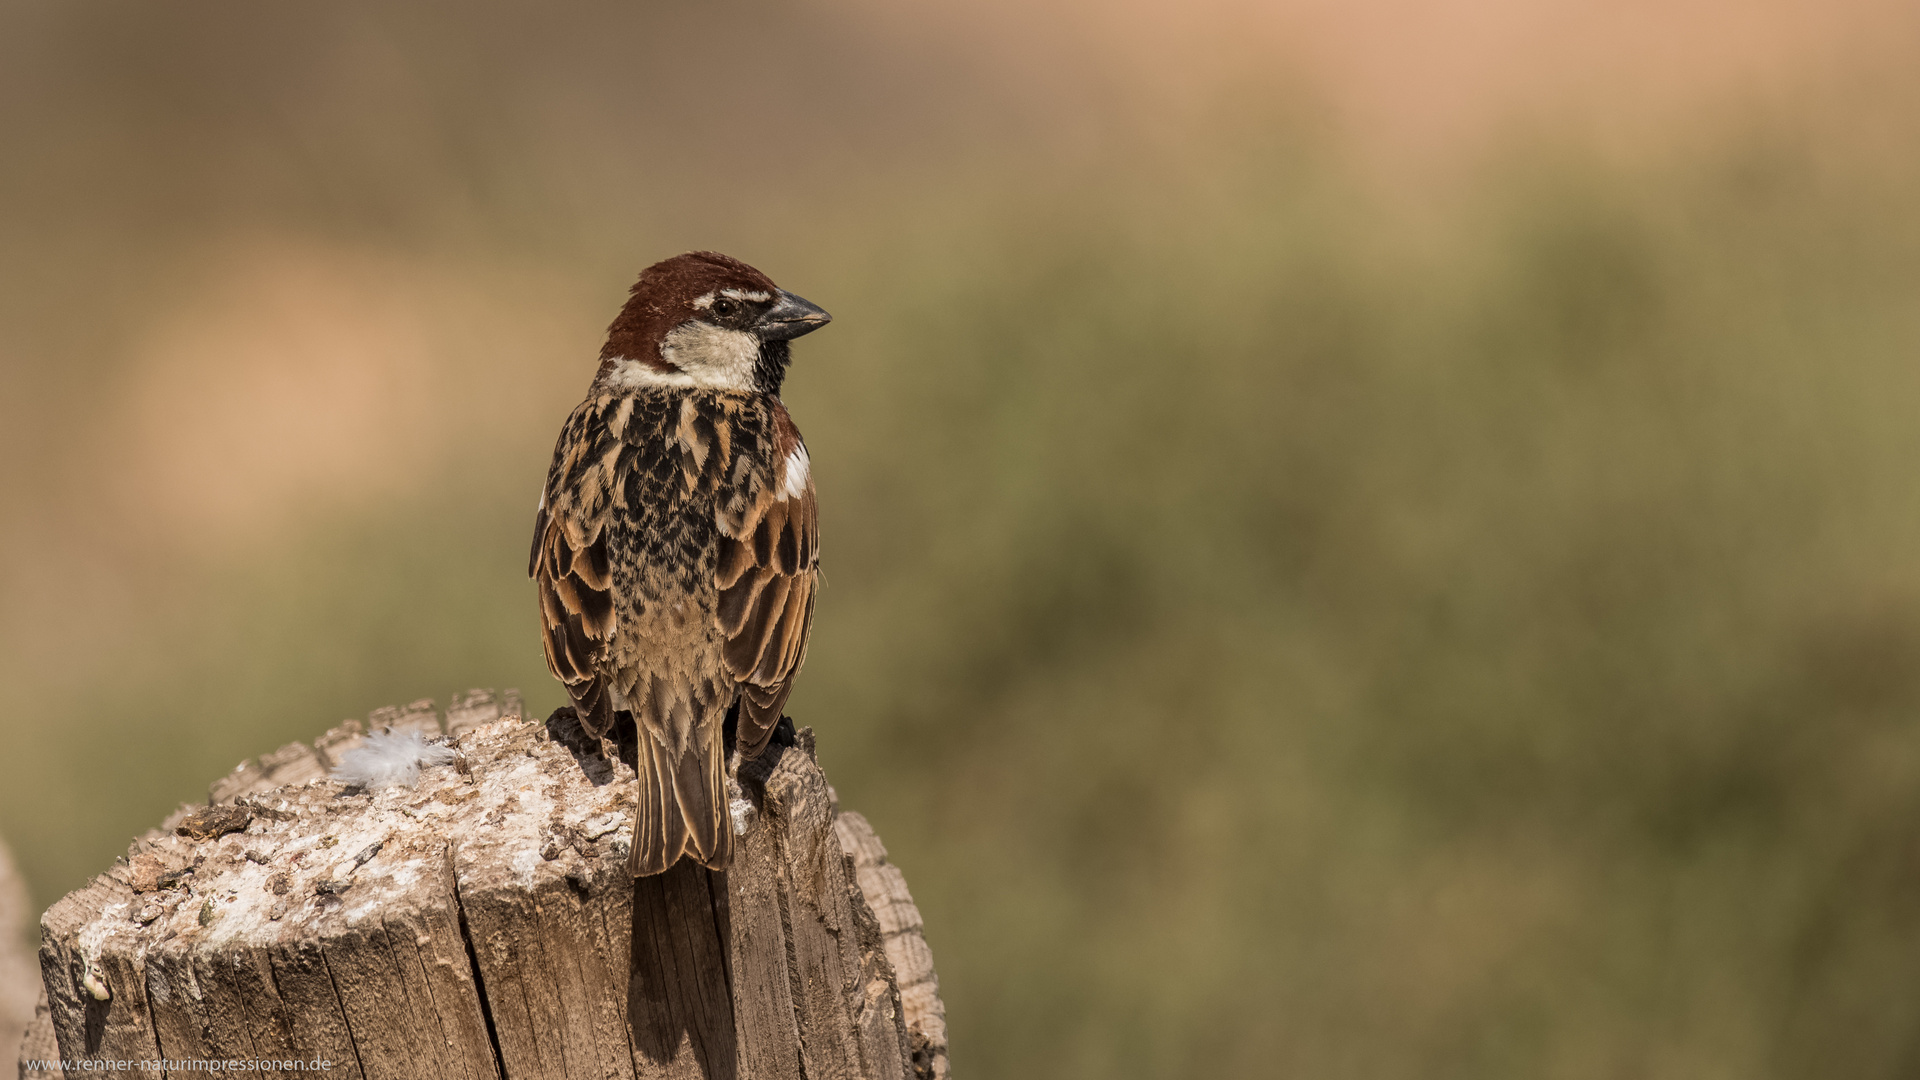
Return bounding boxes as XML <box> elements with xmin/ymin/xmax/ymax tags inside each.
<box><xmin>596</xmin><ymin>251</ymin><xmax>830</xmax><ymax>396</ymax></box>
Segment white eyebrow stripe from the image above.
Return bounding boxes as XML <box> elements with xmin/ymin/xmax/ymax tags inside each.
<box><xmin>691</xmin><ymin>291</ymin><xmax>717</xmax><ymax>310</ymax></box>
<box><xmin>720</xmin><ymin>288</ymin><xmax>771</xmax><ymax>302</ymax></box>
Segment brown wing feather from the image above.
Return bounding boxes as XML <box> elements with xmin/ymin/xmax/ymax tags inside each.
<box><xmin>531</xmin><ymin>501</ymin><xmax>617</xmax><ymax>737</ymax></box>
<box><xmin>718</xmin><ymin>470</ymin><xmax>819</xmax><ymax>760</ymax></box>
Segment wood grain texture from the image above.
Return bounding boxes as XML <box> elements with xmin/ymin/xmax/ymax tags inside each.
<box><xmin>745</xmin><ymin>735</ymin><xmax>899</xmax><ymax>1080</ymax></box>
<box><xmin>17</xmin><ymin>990</ymin><xmax>64</xmax><ymax>1078</ymax></box>
<box><xmin>28</xmin><ymin>693</ymin><xmax>946</xmax><ymax>1080</ymax></box>
<box><xmin>834</xmin><ymin>815</ymin><xmax>948</xmax><ymax>1080</ymax></box>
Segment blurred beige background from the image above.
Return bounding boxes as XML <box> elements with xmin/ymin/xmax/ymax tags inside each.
<box><xmin>8</xmin><ymin>1</ymin><xmax>1920</xmax><ymax>1076</ymax></box>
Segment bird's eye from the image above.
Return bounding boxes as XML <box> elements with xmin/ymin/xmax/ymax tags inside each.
<box><xmin>711</xmin><ymin>298</ymin><xmax>740</xmax><ymax>319</ymax></box>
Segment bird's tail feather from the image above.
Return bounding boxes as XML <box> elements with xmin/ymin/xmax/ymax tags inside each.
<box><xmin>630</xmin><ymin>732</ymin><xmax>731</xmax><ymax>876</ymax></box>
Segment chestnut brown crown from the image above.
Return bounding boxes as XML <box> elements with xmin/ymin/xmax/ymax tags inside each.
<box><xmin>595</xmin><ymin>251</ymin><xmax>830</xmax><ymax>396</ymax></box>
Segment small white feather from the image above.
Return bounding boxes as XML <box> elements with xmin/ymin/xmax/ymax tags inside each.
<box><xmin>729</xmin><ymin>797</ymin><xmax>757</xmax><ymax>837</ymax></box>
<box><xmin>330</xmin><ymin>730</ymin><xmax>456</xmax><ymax>789</ymax></box>
<box><xmin>778</xmin><ymin>445</ymin><xmax>809</xmax><ymax>500</ymax></box>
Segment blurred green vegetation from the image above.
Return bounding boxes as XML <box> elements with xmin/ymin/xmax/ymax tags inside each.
<box><xmin>7</xmin><ymin>2</ymin><xmax>1920</xmax><ymax>1077</ymax></box>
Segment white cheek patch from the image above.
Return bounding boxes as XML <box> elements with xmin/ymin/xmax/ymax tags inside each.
<box><xmin>659</xmin><ymin>322</ymin><xmax>761</xmax><ymax>391</ymax></box>
<box><xmin>778</xmin><ymin>444</ymin><xmax>810</xmax><ymax>500</ymax></box>
<box><xmin>601</xmin><ymin>319</ymin><xmax>762</xmax><ymax>392</ymax></box>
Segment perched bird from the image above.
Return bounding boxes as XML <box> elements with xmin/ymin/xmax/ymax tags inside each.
<box><xmin>531</xmin><ymin>252</ymin><xmax>828</xmax><ymax>876</ymax></box>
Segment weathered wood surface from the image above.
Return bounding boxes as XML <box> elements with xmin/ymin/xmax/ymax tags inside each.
<box><xmin>25</xmin><ymin>693</ymin><xmax>947</xmax><ymax>1080</ymax></box>
<box><xmin>833</xmin><ymin>816</ymin><xmax>945</xmax><ymax>1080</ymax></box>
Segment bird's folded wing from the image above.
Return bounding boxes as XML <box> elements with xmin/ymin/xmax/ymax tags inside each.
<box><xmin>531</xmin><ymin>500</ymin><xmax>618</xmax><ymax>736</ymax></box>
<box><xmin>714</xmin><ymin>461</ymin><xmax>818</xmax><ymax>759</ymax></box>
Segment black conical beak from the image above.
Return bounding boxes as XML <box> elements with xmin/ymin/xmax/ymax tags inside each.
<box><xmin>755</xmin><ymin>290</ymin><xmax>832</xmax><ymax>342</ymax></box>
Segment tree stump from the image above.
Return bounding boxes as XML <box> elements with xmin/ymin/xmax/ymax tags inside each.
<box><xmin>23</xmin><ymin>693</ymin><xmax>948</xmax><ymax>1080</ymax></box>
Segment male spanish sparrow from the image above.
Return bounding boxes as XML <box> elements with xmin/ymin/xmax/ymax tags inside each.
<box><xmin>531</xmin><ymin>252</ymin><xmax>828</xmax><ymax>876</ymax></box>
